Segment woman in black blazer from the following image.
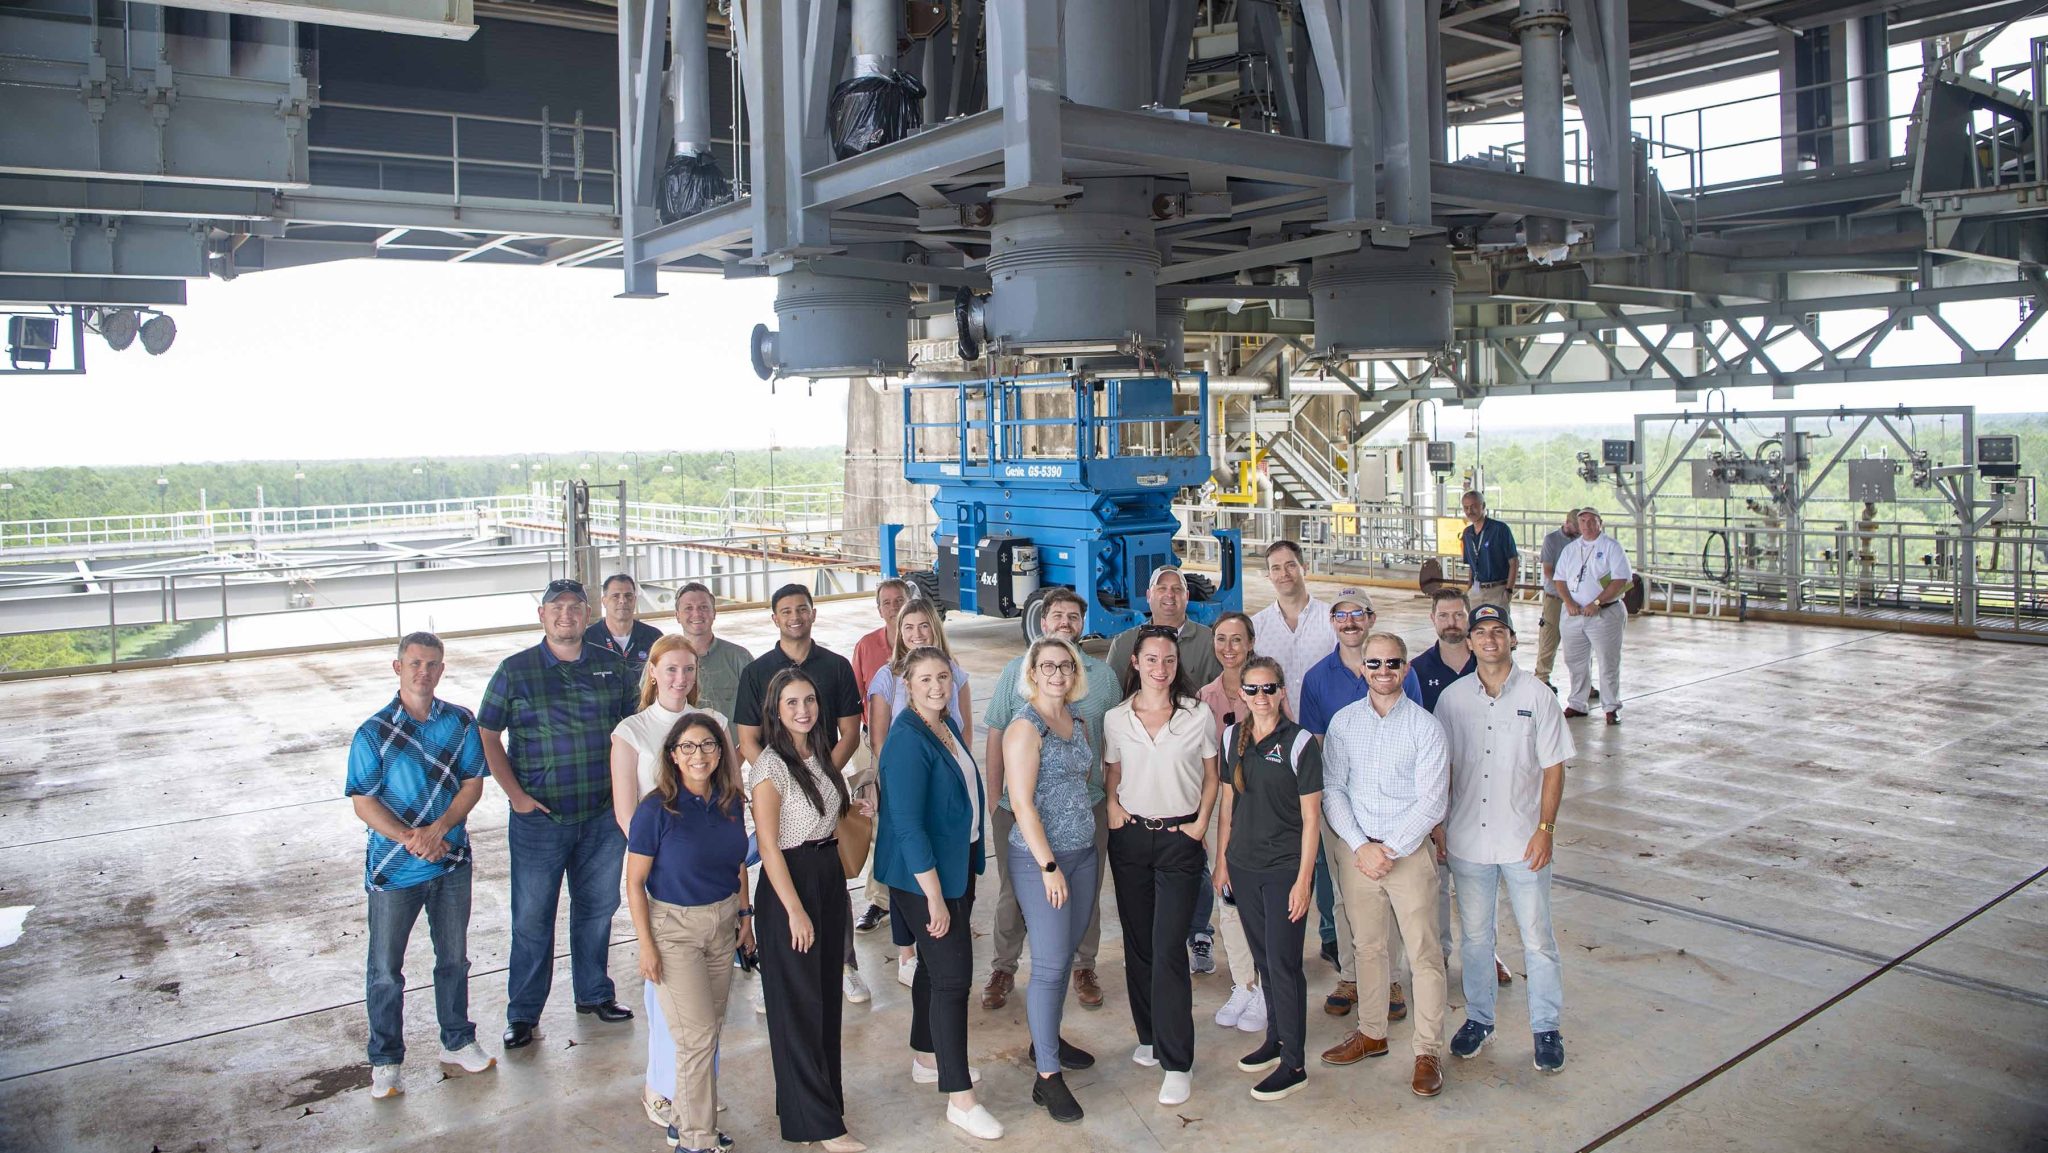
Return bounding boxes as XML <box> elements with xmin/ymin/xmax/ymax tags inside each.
<box><xmin>874</xmin><ymin>647</ymin><xmax>1002</xmax><ymax>1141</ymax></box>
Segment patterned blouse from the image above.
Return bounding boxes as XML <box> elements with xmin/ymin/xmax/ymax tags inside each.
<box><xmin>750</xmin><ymin>747</ymin><xmax>843</xmax><ymax>849</ymax></box>
<box><xmin>1009</xmin><ymin>703</ymin><xmax>1096</xmax><ymax>856</ymax></box>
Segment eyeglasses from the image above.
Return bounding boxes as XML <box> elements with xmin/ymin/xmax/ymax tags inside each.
<box><xmin>1363</xmin><ymin>657</ymin><xmax>1406</xmax><ymax>670</ymax></box>
<box><xmin>671</xmin><ymin>739</ymin><xmax>722</xmax><ymax>757</ymax></box>
<box><xmin>1331</xmin><ymin>608</ymin><xmax>1373</xmax><ymax>622</ymax></box>
<box><xmin>1035</xmin><ymin>660</ymin><xmax>1078</xmax><ymax>677</ymax></box>
<box><xmin>1239</xmin><ymin>682</ymin><xmax>1283</xmax><ymax>696</ymax></box>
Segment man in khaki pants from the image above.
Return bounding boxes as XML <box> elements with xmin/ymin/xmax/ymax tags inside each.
<box><xmin>1535</xmin><ymin>509</ymin><xmax>1580</xmax><ymax>688</ymax></box>
<box><xmin>1315</xmin><ymin>633</ymin><xmax>1451</xmax><ymax>1098</ymax></box>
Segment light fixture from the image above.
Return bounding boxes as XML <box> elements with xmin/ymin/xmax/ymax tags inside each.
<box><xmin>139</xmin><ymin>313</ymin><xmax>177</xmax><ymax>355</ymax></box>
<box><xmin>7</xmin><ymin>316</ymin><xmax>57</xmax><ymax>368</ymax></box>
<box><xmin>101</xmin><ymin>308</ymin><xmax>140</xmax><ymax>351</ymax></box>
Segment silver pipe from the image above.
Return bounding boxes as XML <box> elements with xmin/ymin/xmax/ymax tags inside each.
<box><xmin>670</xmin><ymin>0</ymin><xmax>712</xmax><ymax>152</ymax></box>
<box><xmin>1062</xmin><ymin>0</ymin><xmax>1149</xmax><ymax>109</ymax></box>
<box><xmin>851</xmin><ymin>0</ymin><xmax>896</xmax><ymax>76</ymax></box>
<box><xmin>1515</xmin><ymin>0</ymin><xmax>1568</xmax><ymax>258</ymax></box>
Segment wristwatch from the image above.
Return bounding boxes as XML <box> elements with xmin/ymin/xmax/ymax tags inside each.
<box><xmin>1042</xmin><ymin>859</ymin><xmax>1060</xmax><ymax>873</ymax></box>
<box><xmin>1537</xmin><ymin>822</ymin><xmax>1557</xmax><ymax>834</ymax></box>
<box><xmin>736</xmin><ymin>907</ymin><xmax>753</xmax><ymax>918</ymax></box>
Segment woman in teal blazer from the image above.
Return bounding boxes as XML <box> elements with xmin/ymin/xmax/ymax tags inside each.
<box><xmin>873</xmin><ymin>647</ymin><xmax>1001</xmax><ymax>1141</ymax></box>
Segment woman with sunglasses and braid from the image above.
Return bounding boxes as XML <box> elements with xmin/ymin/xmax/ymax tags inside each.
<box><xmin>1102</xmin><ymin>625</ymin><xmax>1219</xmax><ymax>1107</ymax></box>
<box><xmin>1214</xmin><ymin>656</ymin><xmax>1323</xmax><ymax>1102</ymax></box>
<box><xmin>750</xmin><ymin>667</ymin><xmax>866</xmax><ymax>1153</ymax></box>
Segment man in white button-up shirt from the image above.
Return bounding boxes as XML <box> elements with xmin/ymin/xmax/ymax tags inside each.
<box><xmin>1249</xmin><ymin>540</ymin><xmax>1335</xmax><ymax>717</ymax></box>
<box><xmin>1552</xmin><ymin>509</ymin><xmax>1632</xmax><ymax>724</ymax></box>
<box><xmin>1434</xmin><ymin>604</ymin><xmax>1574</xmax><ymax>1074</ymax></box>
<box><xmin>1316</xmin><ymin>633</ymin><xmax>1450</xmax><ymax>1097</ymax></box>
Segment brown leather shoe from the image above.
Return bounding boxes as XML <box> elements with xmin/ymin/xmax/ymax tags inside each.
<box><xmin>1319</xmin><ymin>1030</ymin><xmax>1389</xmax><ymax>1066</ymax></box>
<box><xmin>1323</xmin><ymin>979</ymin><xmax>1357</xmax><ymax>1016</ymax></box>
<box><xmin>1072</xmin><ymin>968</ymin><xmax>1104</xmax><ymax>1009</ymax></box>
<box><xmin>1495</xmin><ymin>957</ymin><xmax>1513</xmax><ymax>986</ymax></box>
<box><xmin>1412</xmin><ymin>1054</ymin><xmax>1443</xmax><ymax>1097</ymax></box>
<box><xmin>1564</xmin><ymin>707</ymin><xmax>1588</xmax><ymax>719</ymax></box>
<box><xmin>1388</xmin><ymin>981</ymin><xmax>1407</xmax><ymax>1022</ymax></box>
<box><xmin>981</xmin><ymin>969</ymin><xmax>1014</xmax><ymax>1010</ymax></box>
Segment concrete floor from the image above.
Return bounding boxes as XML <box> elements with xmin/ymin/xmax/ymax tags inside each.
<box><xmin>2</xmin><ymin>579</ymin><xmax>2044</xmax><ymax>1153</ymax></box>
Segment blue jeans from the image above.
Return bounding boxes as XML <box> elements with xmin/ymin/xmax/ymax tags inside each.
<box><xmin>365</xmin><ymin>863</ymin><xmax>475</xmax><ymax>1065</ymax></box>
<box><xmin>507</xmin><ymin>809</ymin><xmax>626</xmax><ymax>1023</ymax></box>
<box><xmin>1447</xmin><ymin>855</ymin><xmax>1562</xmax><ymax>1033</ymax></box>
<box><xmin>1009</xmin><ymin>840</ymin><xmax>1098</xmax><ymax>1076</ymax></box>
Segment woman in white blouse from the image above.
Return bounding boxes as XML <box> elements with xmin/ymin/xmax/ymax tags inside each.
<box><xmin>751</xmin><ymin>667</ymin><xmax>865</xmax><ymax>1153</ymax></box>
<box><xmin>1101</xmin><ymin>626</ymin><xmax>1220</xmax><ymax>1108</ymax></box>
<box><xmin>609</xmin><ymin>633</ymin><xmax>733</xmax><ymax>1128</ymax></box>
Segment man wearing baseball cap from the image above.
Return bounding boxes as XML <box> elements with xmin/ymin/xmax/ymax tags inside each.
<box><xmin>1434</xmin><ymin>604</ymin><xmax>1574</xmax><ymax>1073</ymax></box>
<box><xmin>1107</xmin><ymin>565</ymin><xmax>1223</xmax><ymax>687</ymax></box>
<box><xmin>1551</xmin><ymin>509</ymin><xmax>1631</xmax><ymax>724</ymax></box>
<box><xmin>478</xmin><ymin>578</ymin><xmax>642</xmax><ymax>1049</ymax></box>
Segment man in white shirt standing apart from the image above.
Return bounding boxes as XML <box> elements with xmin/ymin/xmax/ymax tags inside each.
<box><xmin>1434</xmin><ymin>604</ymin><xmax>1574</xmax><ymax>1074</ymax></box>
<box><xmin>1551</xmin><ymin>509</ymin><xmax>1631</xmax><ymax>725</ymax></box>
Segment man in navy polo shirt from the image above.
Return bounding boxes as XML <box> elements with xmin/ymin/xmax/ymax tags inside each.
<box><xmin>1403</xmin><ymin>588</ymin><xmax>1477</xmax><ymax>713</ymax></box>
<box><xmin>347</xmin><ymin>631</ymin><xmax>495</xmax><ymax>1099</ymax></box>
<box><xmin>1297</xmin><ymin>587</ymin><xmax>1381</xmax><ymax>1021</ymax></box>
<box><xmin>1460</xmin><ymin>492</ymin><xmax>1520</xmax><ymax>628</ymax></box>
<box><xmin>587</xmin><ymin>573</ymin><xmax>664</xmax><ymax>678</ymax></box>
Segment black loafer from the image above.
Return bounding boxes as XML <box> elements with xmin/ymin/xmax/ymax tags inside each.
<box><xmin>503</xmin><ymin>1021</ymin><xmax>536</xmax><ymax>1049</ymax></box>
<box><xmin>1027</xmin><ymin>1037</ymin><xmax>1096</xmax><ymax>1071</ymax></box>
<box><xmin>576</xmin><ymin>1001</ymin><xmax>634</xmax><ymax>1023</ymax></box>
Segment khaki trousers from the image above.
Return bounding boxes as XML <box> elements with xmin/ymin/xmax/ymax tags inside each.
<box><xmin>647</xmin><ymin>894</ymin><xmax>739</xmax><ymax>1151</ymax></box>
<box><xmin>1536</xmin><ymin>596</ymin><xmax>1563</xmax><ymax>682</ymax></box>
<box><xmin>1471</xmin><ymin>581</ymin><xmax>1514</xmax><ymax>623</ymax></box>
<box><xmin>1338</xmin><ymin>848</ymin><xmax>1446</xmax><ymax>1058</ymax></box>
<box><xmin>1203</xmin><ymin>817</ymin><xmax>1257</xmax><ymax>987</ymax></box>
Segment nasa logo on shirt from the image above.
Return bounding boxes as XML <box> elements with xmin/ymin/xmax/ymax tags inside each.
<box><xmin>1263</xmin><ymin>745</ymin><xmax>1285</xmax><ymax>764</ymax></box>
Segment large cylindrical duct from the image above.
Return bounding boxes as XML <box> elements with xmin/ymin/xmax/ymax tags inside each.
<box><xmin>982</xmin><ymin>179</ymin><xmax>1159</xmax><ymax>352</ymax></box>
<box><xmin>751</xmin><ymin>260</ymin><xmax>911</xmax><ymax>380</ymax></box>
<box><xmin>851</xmin><ymin>0</ymin><xmax>897</xmax><ymax>76</ymax></box>
<box><xmin>1515</xmin><ymin>0</ymin><xmax>1569</xmax><ymax>260</ymax></box>
<box><xmin>670</xmin><ymin>0</ymin><xmax>710</xmax><ymax>153</ymax></box>
<box><xmin>1155</xmin><ymin>298</ymin><xmax>1187</xmax><ymax>372</ymax></box>
<box><xmin>1309</xmin><ymin>241</ymin><xmax>1456</xmax><ymax>357</ymax></box>
<box><xmin>1061</xmin><ymin>0</ymin><xmax>1150</xmax><ymax>110</ymax></box>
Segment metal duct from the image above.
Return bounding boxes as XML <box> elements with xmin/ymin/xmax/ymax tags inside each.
<box><xmin>750</xmin><ymin>265</ymin><xmax>911</xmax><ymax>380</ymax></box>
<box><xmin>851</xmin><ymin>0</ymin><xmax>896</xmax><ymax>76</ymax></box>
<box><xmin>1514</xmin><ymin>0</ymin><xmax>1569</xmax><ymax>260</ymax></box>
<box><xmin>1309</xmin><ymin>241</ymin><xmax>1456</xmax><ymax>357</ymax></box>
<box><xmin>982</xmin><ymin>179</ymin><xmax>1160</xmax><ymax>353</ymax></box>
<box><xmin>1156</xmin><ymin>297</ymin><xmax>1187</xmax><ymax>372</ymax></box>
<box><xmin>1061</xmin><ymin>0</ymin><xmax>1150</xmax><ymax>110</ymax></box>
<box><xmin>670</xmin><ymin>0</ymin><xmax>710</xmax><ymax>153</ymax></box>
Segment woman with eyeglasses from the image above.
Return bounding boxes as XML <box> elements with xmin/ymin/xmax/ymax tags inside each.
<box><xmin>612</xmin><ymin>635</ymin><xmax>737</xmax><ymax>1128</ymax></box>
<box><xmin>624</xmin><ymin>714</ymin><xmax>751</xmax><ymax>1152</ymax></box>
<box><xmin>1000</xmin><ymin>637</ymin><xmax>1100</xmax><ymax>1123</ymax></box>
<box><xmin>1214</xmin><ymin>657</ymin><xmax>1323</xmax><ymax>1102</ymax></box>
<box><xmin>751</xmin><ymin>667</ymin><xmax>866</xmax><ymax>1153</ymax></box>
<box><xmin>874</xmin><ymin>647</ymin><xmax>1002</xmax><ymax>1140</ymax></box>
<box><xmin>1102</xmin><ymin>626</ymin><xmax>1220</xmax><ymax>1106</ymax></box>
<box><xmin>1193</xmin><ymin>612</ymin><xmax>1274</xmax><ymax>1037</ymax></box>
<box><xmin>866</xmin><ymin>599</ymin><xmax>973</xmax><ymax>984</ymax></box>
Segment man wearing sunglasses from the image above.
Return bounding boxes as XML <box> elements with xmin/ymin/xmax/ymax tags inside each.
<box><xmin>1552</xmin><ymin>509</ymin><xmax>1631</xmax><ymax>725</ymax></box>
<box><xmin>1318</xmin><ymin>633</ymin><xmax>1451</xmax><ymax>1098</ymax></box>
<box><xmin>1106</xmin><ymin>566</ymin><xmax>1223</xmax><ymax>688</ymax></box>
<box><xmin>478</xmin><ymin>578</ymin><xmax>643</xmax><ymax>1050</ymax></box>
<box><xmin>1295</xmin><ymin>589</ymin><xmax>1380</xmax><ymax>1020</ymax></box>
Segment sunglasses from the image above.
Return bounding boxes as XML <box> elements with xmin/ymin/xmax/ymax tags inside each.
<box><xmin>543</xmin><ymin>578</ymin><xmax>586</xmax><ymax>599</ymax></box>
<box><xmin>1137</xmin><ymin>624</ymin><xmax>1179</xmax><ymax>638</ymax></box>
<box><xmin>1363</xmin><ymin>657</ymin><xmax>1406</xmax><ymax>670</ymax></box>
<box><xmin>1239</xmin><ymin>682</ymin><xmax>1283</xmax><ymax>696</ymax></box>
<box><xmin>1331</xmin><ymin>608</ymin><xmax>1373</xmax><ymax>622</ymax></box>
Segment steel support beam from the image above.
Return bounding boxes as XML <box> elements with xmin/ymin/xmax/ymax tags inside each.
<box><xmin>0</xmin><ymin>275</ymin><xmax>186</xmax><ymax>306</ymax></box>
<box><xmin>0</xmin><ymin>215</ymin><xmax>208</xmax><ymax>278</ymax></box>
<box><xmin>987</xmin><ymin>0</ymin><xmax>1076</xmax><ymax>201</ymax></box>
<box><xmin>616</xmin><ymin>0</ymin><xmax>665</xmax><ymax>294</ymax></box>
<box><xmin>1301</xmin><ymin>0</ymin><xmax>1376</xmax><ymax>223</ymax></box>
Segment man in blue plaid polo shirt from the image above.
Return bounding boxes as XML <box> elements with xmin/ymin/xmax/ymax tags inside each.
<box><xmin>346</xmin><ymin>631</ymin><xmax>493</xmax><ymax>1099</ymax></box>
<box><xmin>479</xmin><ymin>578</ymin><xmax>641</xmax><ymax>1049</ymax></box>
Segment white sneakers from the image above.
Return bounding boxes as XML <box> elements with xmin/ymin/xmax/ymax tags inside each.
<box><xmin>1158</xmin><ymin>1070</ymin><xmax>1193</xmax><ymax>1106</ymax></box>
<box><xmin>369</xmin><ymin>1064</ymin><xmax>402</xmax><ymax>1099</ymax></box>
<box><xmin>844</xmin><ymin>968</ymin><xmax>872</xmax><ymax>1004</ymax></box>
<box><xmin>911</xmin><ymin>1057</ymin><xmax>982</xmax><ymax>1085</ymax></box>
<box><xmin>897</xmin><ymin>957</ymin><xmax>919</xmax><ymax>989</ymax></box>
<box><xmin>438</xmin><ymin>1042</ymin><xmax>496</xmax><ymax>1074</ymax></box>
<box><xmin>1131</xmin><ymin>1044</ymin><xmax>1159</xmax><ymax>1067</ymax></box>
<box><xmin>1214</xmin><ymin>984</ymin><xmax>1255</xmax><ymax>1028</ymax></box>
<box><xmin>946</xmin><ymin>1103</ymin><xmax>1004</xmax><ymax>1140</ymax></box>
<box><xmin>1234</xmin><ymin>989</ymin><xmax>1268</xmax><ymax>1034</ymax></box>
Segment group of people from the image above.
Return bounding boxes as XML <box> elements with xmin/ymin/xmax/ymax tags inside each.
<box><xmin>346</xmin><ymin>516</ymin><xmax>1612</xmax><ymax>1149</ymax></box>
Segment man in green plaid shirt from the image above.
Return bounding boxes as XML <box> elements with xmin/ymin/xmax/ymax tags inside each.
<box><xmin>479</xmin><ymin>578</ymin><xmax>640</xmax><ymax>1050</ymax></box>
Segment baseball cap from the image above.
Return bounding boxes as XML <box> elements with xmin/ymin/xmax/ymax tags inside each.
<box><xmin>1469</xmin><ymin>604</ymin><xmax>1515</xmax><ymax>634</ymax></box>
<box><xmin>1577</xmin><ymin>508</ymin><xmax>1603</xmax><ymax>520</ymax></box>
<box><xmin>1148</xmin><ymin>565</ymin><xmax>1187</xmax><ymax>590</ymax></box>
<box><xmin>542</xmin><ymin>578</ymin><xmax>588</xmax><ymax>603</ymax></box>
<box><xmin>1331</xmin><ymin>587</ymin><xmax>1375</xmax><ymax>613</ymax></box>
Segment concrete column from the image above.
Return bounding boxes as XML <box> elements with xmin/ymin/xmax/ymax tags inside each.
<box><xmin>1515</xmin><ymin>0</ymin><xmax>1569</xmax><ymax>258</ymax></box>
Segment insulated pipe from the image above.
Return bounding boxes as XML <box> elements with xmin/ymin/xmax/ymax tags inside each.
<box><xmin>851</xmin><ymin>0</ymin><xmax>896</xmax><ymax>77</ymax></box>
<box><xmin>1514</xmin><ymin>0</ymin><xmax>1569</xmax><ymax>260</ymax></box>
<box><xmin>669</xmin><ymin>0</ymin><xmax>711</xmax><ymax>153</ymax></box>
<box><xmin>1061</xmin><ymin>0</ymin><xmax>1149</xmax><ymax>110</ymax></box>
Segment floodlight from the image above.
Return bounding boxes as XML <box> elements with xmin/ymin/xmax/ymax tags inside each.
<box><xmin>102</xmin><ymin>308</ymin><xmax>140</xmax><ymax>351</ymax></box>
<box><xmin>139</xmin><ymin>313</ymin><xmax>177</xmax><ymax>355</ymax></box>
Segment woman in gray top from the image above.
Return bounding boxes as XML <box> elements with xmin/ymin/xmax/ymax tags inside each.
<box><xmin>1000</xmin><ymin>637</ymin><xmax>1101</xmax><ymax>1124</ymax></box>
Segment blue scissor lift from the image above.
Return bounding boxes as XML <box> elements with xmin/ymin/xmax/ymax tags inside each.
<box><xmin>880</xmin><ymin>372</ymin><xmax>1242</xmax><ymax>643</ymax></box>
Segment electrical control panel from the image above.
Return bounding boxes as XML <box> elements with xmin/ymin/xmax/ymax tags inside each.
<box><xmin>1847</xmin><ymin>458</ymin><xmax>1899</xmax><ymax>503</ymax></box>
<box><xmin>1977</xmin><ymin>435</ymin><xmax>2020</xmax><ymax>479</ymax></box>
<box><xmin>1425</xmin><ymin>440</ymin><xmax>1456</xmax><ymax>473</ymax></box>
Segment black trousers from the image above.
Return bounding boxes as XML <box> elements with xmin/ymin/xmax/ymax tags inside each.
<box><xmin>893</xmin><ymin>869</ymin><xmax>978</xmax><ymax>1093</ymax></box>
<box><xmin>1234</xmin><ymin>862</ymin><xmax>1309</xmax><ymax>1071</ymax></box>
<box><xmin>756</xmin><ymin>841</ymin><xmax>849</xmax><ymax>1143</ymax></box>
<box><xmin>1107</xmin><ymin>822</ymin><xmax>1205</xmax><ymax>1073</ymax></box>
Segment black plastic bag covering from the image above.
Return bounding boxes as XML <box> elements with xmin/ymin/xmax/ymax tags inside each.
<box><xmin>656</xmin><ymin>151</ymin><xmax>732</xmax><ymax>224</ymax></box>
<box><xmin>828</xmin><ymin>70</ymin><xmax>927</xmax><ymax>160</ymax></box>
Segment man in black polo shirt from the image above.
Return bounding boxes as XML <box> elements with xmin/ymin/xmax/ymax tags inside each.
<box><xmin>585</xmin><ymin>573</ymin><xmax>664</xmax><ymax>678</ymax></box>
<box><xmin>732</xmin><ymin>584</ymin><xmax>862</xmax><ymax>772</ymax></box>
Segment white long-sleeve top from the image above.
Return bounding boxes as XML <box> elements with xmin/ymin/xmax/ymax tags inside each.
<box><xmin>1319</xmin><ymin>694</ymin><xmax>1449</xmax><ymax>860</ymax></box>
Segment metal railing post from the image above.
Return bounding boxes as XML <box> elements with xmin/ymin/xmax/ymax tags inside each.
<box><xmin>220</xmin><ymin>572</ymin><xmax>230</xmax><ymax>658</ymax></box>
<box><xmin>395</xmin><ymin>561</ymin><xmax>404</xmax><ymax>641</ymax></box>
<box><xmin>108</xmin><ymin>578</ymin><xmax>118</xmax><ymax>666</ymax></box>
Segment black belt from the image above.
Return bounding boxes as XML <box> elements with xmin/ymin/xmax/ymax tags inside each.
<box><xmin>1128</xmin><ymin>812</ymin><xmax>1199</xmax><ymax>832</ymax></box>
<box><xmin>794</xmin><ymin>835</ymin><xmax>840</xmax><ymax>850</ymax></box>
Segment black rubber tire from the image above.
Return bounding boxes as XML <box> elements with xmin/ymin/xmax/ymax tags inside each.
<box><xmin>1184</xmin><ymin>572</ymin><xmax>1217</xmax><ymax>603</ymax></box>
<box><xmin>1019</xmin><ymin>587</ymin><xmax>1055</xmax><ymax>645</ymax></box>
<box><xmin>906</xmin><ymin>569</ymin><xmax>947</xmax><ymax>618</ymax></box>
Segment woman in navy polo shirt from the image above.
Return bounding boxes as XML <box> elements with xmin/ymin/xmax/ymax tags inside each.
<box><xmin>875</xmin><ymin>647</ymin><xmax>1001</xmax><ymax>1141</ymax></box>
<box><xmin>624</xmin><ymin>713</ymin><xmax>751</xmax><ymax>1153</ymax></box>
